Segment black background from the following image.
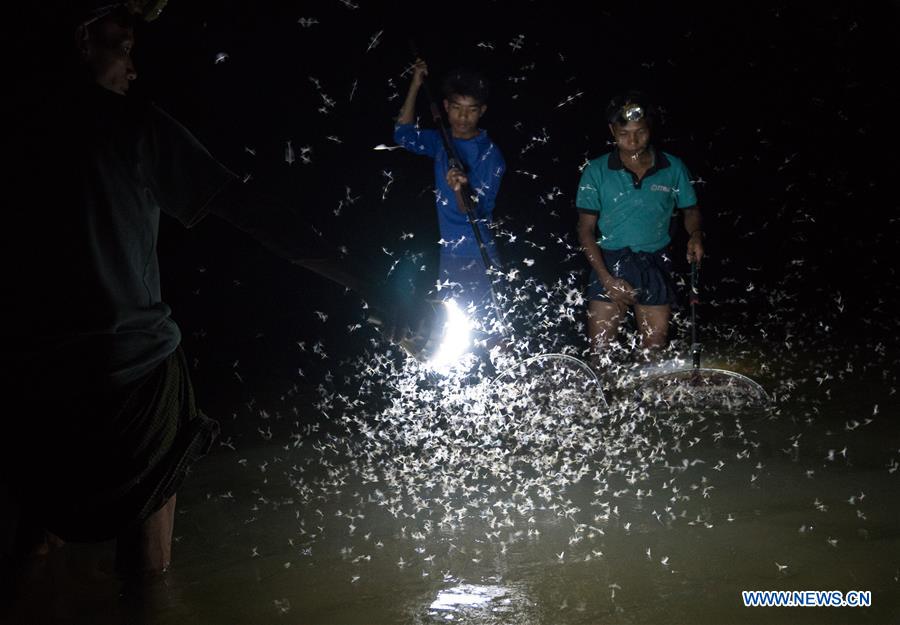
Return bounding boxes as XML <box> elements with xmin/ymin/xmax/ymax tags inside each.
<box><xmin>10</xmin><ymin>1</ymin><xmax>900</xmax><ymax>401</ymax></box>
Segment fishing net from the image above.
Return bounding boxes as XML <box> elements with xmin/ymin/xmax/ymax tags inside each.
<box><xmin>488</xmin><ymin>353</ymin><xmax>606</xmax><ymax>424</ymax></box>
<box><xmin>626</xmin><ymin>263</ymin><xmax>771</xmax><ymax>412</ymax></box>
<box><xmin>634</xmin><ymin>367</ymin><xmax>770</xmax><ymax>410</ymax></box>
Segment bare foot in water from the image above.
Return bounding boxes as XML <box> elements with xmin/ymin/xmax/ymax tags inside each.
<box><xmin>12</xmin><ymin>517</ymin><xmax>65</xmax><ymax>560</ymax></box>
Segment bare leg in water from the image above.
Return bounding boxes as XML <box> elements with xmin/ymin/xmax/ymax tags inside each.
<box><xmin>587</xmin><ymin>300</ymin><xmax>627</xmax><ymax>363</ymax></box>
<box><xmin>115</xmin><ymin>494</ymin><xmax>176</xmax><ymax>578</ymax></box>
<box><xmin>588</xmin><ymin>301</ymin><xmax>671</xmax><ymax>370</ymax></box>
<box><xmin>634</xmin><ymin>304</ymin><xmax>671</xmax><ymax>351</ymax></box>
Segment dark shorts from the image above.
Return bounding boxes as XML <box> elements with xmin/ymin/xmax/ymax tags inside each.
<box><xmin>587</xmin><ymin>247</ymin><xmax>676</xmax><ymax>306</ymax></box>
<box><xmin>6</xmin><ymin>347</ymin><xmax>219</xmax><ymax>542</ymax></box>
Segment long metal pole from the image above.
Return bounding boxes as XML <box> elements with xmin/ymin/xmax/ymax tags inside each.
<box><xmin>690</xmin><ymin>261</ymin><xmax>702</xmax><ymax>370</ymax></box>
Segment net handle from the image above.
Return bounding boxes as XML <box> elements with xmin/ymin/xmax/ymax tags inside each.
<box><xmin>691</xmin><ymin>261</ymin><xmax>701</xmax><ymax>369</ymax></box>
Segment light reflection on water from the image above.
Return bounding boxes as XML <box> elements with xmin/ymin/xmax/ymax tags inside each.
<box><xmin>429</xmin><ymin>584</ymin><xmax>509</xmax><ymax>611</ymax></box>
<box><xmin>4</xmin><ymin>347</ymin><xmax>899</xmax><ymax>625</ymax></box>
<box><xmin>423</xmin><ymin>581</ymin><xmax>531</xmax><ymax>623</ymax></box>
<box><xmin>6</xmin><ymin>419</ymin><xmax>900</xmax><ymax>625</ymax></box>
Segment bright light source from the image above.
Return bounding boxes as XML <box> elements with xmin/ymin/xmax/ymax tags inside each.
<box><xmin>427</xmin><ymin>299</ymin><xmax>473</xmax><ymax>374</ymax></box>
<box><xmin>429</xmin><ymin>584</ymin><xmax>510</xmax><ymax>612</ymax></box>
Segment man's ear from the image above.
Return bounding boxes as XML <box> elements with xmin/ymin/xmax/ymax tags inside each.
<box><xmin>443</xmin><ymin>98</ymin><xmax>450</xmax><ymax>113</ymax></box>
<box><xmin>608</xmin><ymin>123</ymin><xmax>616</xmax><ymax>137</ymax></box>
<box><xmin>479</xmin><ymin>104</ymin><xmax>487</xmax><ymax>117</ymax></box>
<box><xmin>75</xmin><ymin>23</ymin><xmax>91</xmax><ymax>60</ymax></box>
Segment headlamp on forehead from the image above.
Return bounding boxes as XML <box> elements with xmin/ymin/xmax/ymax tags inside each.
<box><xmin>621</xmin><ymin>103</ymin><xmax>645</xmax><ymax>122</ymax></box>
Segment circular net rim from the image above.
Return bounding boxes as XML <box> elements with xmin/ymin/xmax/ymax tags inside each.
<box><xmin>635</xmin><ymin>367</ymin><xmax>771</xmax><ymax>407</ymax></box>
<box><xmin>489</xmin><ymin>353</ymin><xmax>607</xmax><ymax>410</ymax></box>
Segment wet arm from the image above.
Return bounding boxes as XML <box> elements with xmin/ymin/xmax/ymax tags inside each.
<box><xmin>683</xmin><ymin>206</ymin><xmax>702</xmax><ymax>237</ymax></box>
<box><xmin>577</xmin><ymin>212</ymin><xmax>611</xmax><ymax>281</ymax></box>
<box><xmin>397</xmin><ymin>59</ymin><xmax>427</xmax><ymax>125</ymax></box>
<box><xmin>683</xmin><ymin>206</ymin><xmax>705</xmax><ymax>262</ymax></box>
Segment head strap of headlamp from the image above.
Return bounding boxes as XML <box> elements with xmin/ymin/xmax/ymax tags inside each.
<box><xmin>81</xmin><ymin>0</ymin><xmax>168</xmax><ymax>26</ymax></box>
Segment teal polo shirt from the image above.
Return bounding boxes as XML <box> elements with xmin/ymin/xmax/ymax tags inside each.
<box><xmin>576</xmin><ymin>148</ymin><xmax>697</xmax><ymax>252</ymax></box>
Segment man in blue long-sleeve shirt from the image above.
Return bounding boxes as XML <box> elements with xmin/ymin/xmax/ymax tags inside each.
<box><xmin>394</xmin><ymin>59</ymin><xmax>506</xmax><ymax>310</ymax></box>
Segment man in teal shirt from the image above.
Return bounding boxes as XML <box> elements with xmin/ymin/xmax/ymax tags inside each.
<box><xmin>576</xmin><ymin>92</ymin><xmax>704</xmax><ymax>356</ymax></box>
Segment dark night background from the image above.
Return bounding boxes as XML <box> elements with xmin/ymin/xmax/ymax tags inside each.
<box><xmin>7</xmin><ymin>1</ymin><xmax>899</xmax><ymax>420</ymax></box>
<box><xmin>2</xmin><ymin>6</ymin><xmax>900</xmax><ymax>623</ymax></box>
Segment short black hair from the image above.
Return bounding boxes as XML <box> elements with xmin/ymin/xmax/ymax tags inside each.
<box><xmin>85</xmin><ymin>6</ymin><xmax>138</xmax><ymax>37</ymax></box>
<box><xmin>606</xmin><ymin>91</ymin><xmax>658</xmax><ymax>127</ymax></box>
<box><xmin>442</xmin><ymin>69</ymin><xmax>489</xmax><ymax>105</ymax></box>
<box><xmin>53</xmin><ymin>1</ymin><xmax>137</xmax><ymax>29</ymax></box>
<box><xmin>35</xmin><ymin>2</ymin><xmax>136</xmax><ymax>77</ymax></box>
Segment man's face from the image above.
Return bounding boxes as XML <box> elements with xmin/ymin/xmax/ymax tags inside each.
<box><xmin>609</xmin><ymin>119</ymin><xmax>651</xmax><ymax>157</ymax></box>
<box><xmin>444</xmin><ymin>95</ymin><xmax>486</xmax><ymax>139</ymax></box>
<box><xmin>79</xmin><ymin>16</ymin><xmax>137</xmax><ymax>95</ymax></box>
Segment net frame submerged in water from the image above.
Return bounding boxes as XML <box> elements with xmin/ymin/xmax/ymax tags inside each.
<box><xmin>486</xmin><ymin>262</ymin><xmax>771</xmax><ymax>416</ymax></box>
<box><xmin>489</xmin><ymin>352</ymin><xmax>608</xmax><ymax>413</ymax></box>
<box><xmin>635</xmin><ymin>367</ymin><xmax>770</xmax><ymax>409</ymax></box>
<box><xmin>634</xmin><ymin>262</ymin><xmax>771</xmax><ymax>409</ymax></box>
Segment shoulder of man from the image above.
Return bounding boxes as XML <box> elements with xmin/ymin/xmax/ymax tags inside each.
<box><xmin>143</xmin><ymin>100</ymin><xmax>214</xmax><ymax>146</ymax></box>
<box><xmin>472</xmin><ymin>129</ymin><xmax>495</xmax><ymax>144</ymax></box>
<box><xmin>659</xmin><ymin>150</ymin><xmax>688</xmax><ymax>170</ymax></box>
<box><xmin>583</xmin><ymin>153</ymin><xmax>612</xmax><ymax>174</ymax></box>
<box><xmin>480</xmin><ymin>131</ymin><xmax>505</xmax><ymax>154</ymax></box>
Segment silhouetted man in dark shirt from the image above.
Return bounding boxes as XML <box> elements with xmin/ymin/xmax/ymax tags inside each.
<box><xmin>1</xmin><ymin>1</ymin><xmax>349</xmax><ymax>579</ymax></box>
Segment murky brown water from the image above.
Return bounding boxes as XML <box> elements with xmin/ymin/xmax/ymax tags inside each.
<box><xmin>3</xmin><ymin>338</ymin><xmax>899</xmax><ymax>625</ymax></box>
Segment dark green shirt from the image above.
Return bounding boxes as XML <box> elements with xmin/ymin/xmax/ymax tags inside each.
<box><xmin>5</xmin><ymin>83</ymin><xmax>235</xmax><ymax>389</ymax></box>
